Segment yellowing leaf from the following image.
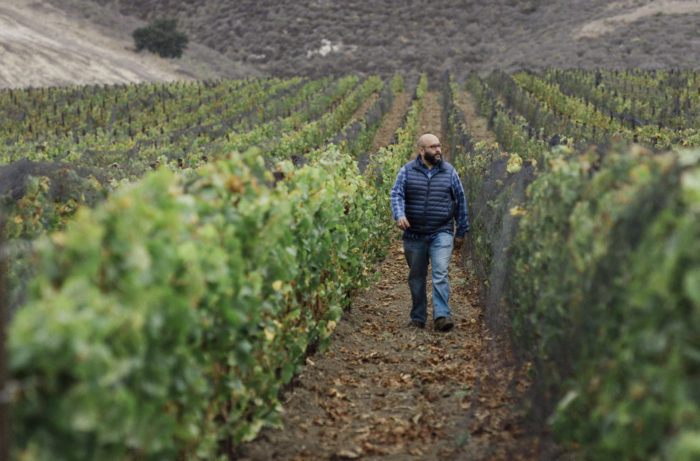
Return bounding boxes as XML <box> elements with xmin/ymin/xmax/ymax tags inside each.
<box><xmin>509</xmin><ymin>205</ymin><xmax>527</xmax><ymax>216</ymax></box>
<box><xmin>226</xmin><ymin>175</ymin><xmax>244</xmax><ymax>194</ymax></box>
<box><xmin>507</xmin><ymin>154</ymin><xmax>523</xmax><ymax>174</ymax></box>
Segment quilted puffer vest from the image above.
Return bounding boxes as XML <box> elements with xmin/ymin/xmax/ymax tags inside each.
<box><xmin>404</xmin><ymin>158</ymin><xmax>455</xmax><ymax>235</ymax></box>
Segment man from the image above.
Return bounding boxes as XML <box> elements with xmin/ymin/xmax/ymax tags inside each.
<box><xmin>390</xmin><ymin>133</ymin><xmax>470</xmax><ymax>332</ymax></box>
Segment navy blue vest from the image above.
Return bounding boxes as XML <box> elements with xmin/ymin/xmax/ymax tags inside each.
<box><xmin>404</xmin><ymin>158</ymin><xmax>455</xmax><ymax>235</ymax></box>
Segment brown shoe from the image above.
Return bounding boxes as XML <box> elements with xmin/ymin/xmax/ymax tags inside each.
<box><xmin>409</xmin><ymin>320</ymin><xmax>425</xmax><ymax>329</ymax></box>
<box><xmin>434</xmin><ymin>317</ymin><xmax>454</xmax><ymax>332</ymax></box>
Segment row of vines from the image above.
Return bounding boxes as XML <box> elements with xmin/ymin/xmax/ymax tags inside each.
<box><xmin>446</xmin><ymin>70</ymin><xmax>699</xmax><ymax>460</ymax></box>
<box><xmin>2</xmin><ymin>72</ymin><xmax>419</xmax><ymax>459</ymax></box>
<box><xmin>3</xmin><ymin>67</ymin><xmax>698</xmax><ymax>460</ymax></box>
<box><xmin>2</xmin><ymin>74</ymin><xmax>386</xmax><ymax>314</ymax></box>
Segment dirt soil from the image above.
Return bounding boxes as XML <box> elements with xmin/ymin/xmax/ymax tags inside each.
<box><xmin>237</xmin><ymin>92</ymin><xmax>542</xmax><ymax>461</ymax></box>
<box><xmin>237</xmin><ymin>238</ymin><xmax>537</xmax><ymax>461</ymax></box>
<box><xmin>455</xmin><ymin>92</ymin><xmax>498</xmax><ymax>147</ymax></box>
<box><xmin>575</xmin><ymin>0</ymin><xmax>700</xmax><ymax>38</ymax></box>
<box><xmin>370</xmin><ymin>93</ymin><xmax>412</xmax><ymax>153</ymax></box>
<box><xmin>348</xmin><ymin>93</ymin><xmax>381</xmax><ymax>126</ymax></box>
<box><xmin>0</xmin><ymin>1</ymin><xmax>182</xmax><ymax>88</ymax></box>
<box><xmin>418</xmin><ymin>91</ymin><xmax>449</xmax><ymax>161</ymax></box>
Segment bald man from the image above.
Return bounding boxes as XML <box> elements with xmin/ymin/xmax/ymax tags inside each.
<box><xmin>390</xmin><ymin>134</ymin><xmax>470</xmax><ymax>332</ymax></box>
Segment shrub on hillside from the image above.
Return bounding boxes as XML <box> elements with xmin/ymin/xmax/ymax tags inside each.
<box><xmin>132</xmin><ymin>19</ymin><xmax>188</xmax><ymax>58</ymax></box>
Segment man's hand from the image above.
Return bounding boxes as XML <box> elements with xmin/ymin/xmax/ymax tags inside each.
<box><xmin>453</xmin><ymin>237</ymin><xmax>464</xmax><ymax>252</ymax></box>
<box><xmin>396</xmin><ymin>217</ymin><xmax>410</xmax><ymax>231</ymax></box>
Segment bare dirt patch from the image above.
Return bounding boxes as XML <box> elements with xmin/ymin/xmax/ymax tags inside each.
<box><xmin>418</xmin><ymin>92</ymin><xmax>445</xmax><ymax>141</ymax></box>
<box><xmin>370</xmin><ymin>92</ymin><xmax>412</xmax><ymax>153</ymax></box>
<box><xmin>0</xmin><ymin>1</ymin><xmax>184</xmax><ymax>88</ymax></box>
<box><xmin>455</xmin><ymin>92</ymin><xmax>498</xmax><ymax>146</ymax></box>
<box><xmin>0</xmin><ymin>0</ymin><xmax>259</xmax><ymax>89</ymax></box>
<box><xmin>574</xmin><ymin>0</ymin><xmax>700</xmax><ymax>39</ymax></box>
<box><xmin>348</xmin><ymin>93</ymin><xmax>380</xmax><ymax>126</ymax></box>
<box><xmin>418</xmin><ymin>91</ymin><xmax>450</xmax><ymax>161</ymax></box>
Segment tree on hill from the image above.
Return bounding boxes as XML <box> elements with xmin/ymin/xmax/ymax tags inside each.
<box><xmin>132</xmin><ymin>19</ymin><xmax>189</xmax><ymax>59</ymax></box>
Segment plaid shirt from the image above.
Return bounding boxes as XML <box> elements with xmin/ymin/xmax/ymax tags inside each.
<box><xmin>390</xmin><ymin>157</ymin><xmax>470</xmax><ymax>239</ymax></box>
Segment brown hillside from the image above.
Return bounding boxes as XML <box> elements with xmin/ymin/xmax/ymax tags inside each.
<box><xmin>0</xmin><ymin>0</ymin><xmax>260</xmax><ymax>89</ymax></box>
<box><xmin>4</xmin><ymin>0</ymin><xmax>698</xmax><ymax>89</ymax></box>
<box><xmin>77</xmin><ymin>0</ymin><xmax>700</xmax><ymax>82</ymax></box>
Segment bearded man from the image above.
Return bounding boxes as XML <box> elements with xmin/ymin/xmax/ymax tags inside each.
<box><xmin>390</xmin><ymin>133</ymin><xmax>470</xmax><ymax>332</ymax></box>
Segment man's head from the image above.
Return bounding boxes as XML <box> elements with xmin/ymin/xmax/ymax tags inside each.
<box><xmin>418</xmin><ymin>133</ymin><xmax>442</xmax><ymax>166</ymax></box>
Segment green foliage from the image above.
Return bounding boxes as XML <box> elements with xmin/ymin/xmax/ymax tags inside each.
<box><xmin>369</xmin><ymin>73</ymin><xmax>426</xmax><ymax>201</ymax></box>
<box><xmin>546</xmin><ymin>69</ymin><xmax>700</xmax><ymax>131</ymax></box>
<box><xmin>513</xmin><ymin>71</ymin><xmax>700</xmax><ymax>148</ymax></box>
<box><xmin>390</xmin><ymin>72</ymin><xmax>405</xmax><ymax>96</ymax></box>
<box><xmin>446</xmin><ymin>70</ymin><xmax>700</xmax><ymax>460</ymax></box>
<box><xmin>132</xmin><ymin>19</ymin><xmax>189</xmax><ymax>58</ymax></box>
<box><xmin>6</xmin><ymin>73</ymin><xmax>398</xmax><ymax>458</ymax></box>
<box><xmin>0</xmin><ymin>78</ymin><xmax>306</xmax><ymax>166</ymax></box>
<box><xmin>2</xmin><ymin>173</ymin><xmax>107</xmax><ymax>314</ymax></box>
<box><xmin>9</xmin><ymin>146</ymin><xmax>393</xmax><ymax>459</ymax></box>
<box><xmin>465</xmin><ymin>72</ymin><xmax>548</xmax><ymax>161</ymax></box>
<box><xmin>273</xmin><ymin>76</ymin><xmax>381</xmax><ymax>159</ymax></box>
<box><xmin>0</xmin><ymin>76</ymin><xmax>330</xmax><ymax>312</ymax></box>
<box><xmin>508</xmin><ymin>145</ymin><xmax>700</xmax><ymax>460</ymax></box>
<box><xmin>7</xmin><ymin>68</ymin><xmax>700</xmax><ymax>460</ymax></box>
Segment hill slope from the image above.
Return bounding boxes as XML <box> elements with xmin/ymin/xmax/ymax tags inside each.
<box><xmin>5</xmin><ymin>0</ymin><xmax>697</xmax><ymax>89</ymax></box>
<box><xmin>78</xmin><ymin>0</ymin><xmax>700</xmax><ymax>82</ymax></box>
<box><xmin>0</xmin><ymin>0</ymin><xmax>260</xmax><ymax>89</ymax></box>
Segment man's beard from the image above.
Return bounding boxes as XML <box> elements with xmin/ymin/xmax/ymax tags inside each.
<box><xmin>424</xmin><ymin>152</ymin><xmax>440</xmax><ymax>166</ymax></box>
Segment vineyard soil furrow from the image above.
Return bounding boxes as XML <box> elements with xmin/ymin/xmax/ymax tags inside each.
<box><xmin>237</xmin><ymin>239</ymin><xmax>469</xmax><ymax>460</ymax></box>
<box><xmin>370</xmin><ymin>92</ymin><xmax>412</xmax><ymax>153</ymax></box>
<box><xmin>418</xmin><ymin>91</ymin><xmax>449</xmax><ymax>160</ymax></box>
<box><xmin>236</xmin><ymin>231</ymin><xmax>539</xmax><ymax>461</ymax></box>
<box><xmin>455</xmin><ymin>92</ymin><xmax>498</xmax><ymax>146</ymax></box>
<box><xmin>347</xmin><ymin>92</ymin><xmax>380</xmax><ymax>126</ymax></box>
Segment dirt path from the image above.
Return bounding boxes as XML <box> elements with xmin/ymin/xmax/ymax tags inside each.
<box><xmin>237</xmin><ymin>91</ymin><xmax>540</xmax><ymax>461</ymax></box>
<box><xmin>237</xmin><ymin>242</ymin><xmax>538</xmax><ymax>460</ymax></box>
<box><xmin>370</xmin><ymin>92</ymin><xmax>412</xmax><ymax>153</ymax></box>
<box><xmin>239</xmin><ymin>238</ymin><xmax>483</xmax><ymax>460</ymax></box>
<box><xmin>418</xmin><ymin>91</ymin><xmax>450</xmax><ymax>161</ymax></box>
<box><xmin>455</xmin><ymin>92</ymin><xmax>498</xmax><ymax>146</ymax></box>
<box><xmin>348</xmin><ymin>93</ymin><xmax>381</xmax><ymax>126</ymax></box>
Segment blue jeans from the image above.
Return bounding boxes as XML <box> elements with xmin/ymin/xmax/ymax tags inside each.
<box><xmin>403</xmin><ymin>232</ymin><xmax>453</xmax><ymax>323</ymax></box>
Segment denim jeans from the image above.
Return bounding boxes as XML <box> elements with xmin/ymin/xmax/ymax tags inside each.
<box><xmin>403</xmin><ymin>232</ymin><xmax>453</xmax><ymax>323</ymax></box>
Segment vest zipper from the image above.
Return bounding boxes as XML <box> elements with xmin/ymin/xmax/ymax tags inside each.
<box><xmin>424</xmin><ymin>175</ymin><xmax>431</xmax><ymax>215</ymax></box>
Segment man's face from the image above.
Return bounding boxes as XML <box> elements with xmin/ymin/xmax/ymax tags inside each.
<box><xmin>421</xmin><ymin>138</ymin><xmax>441</xmax><ymax>166</ymax></box>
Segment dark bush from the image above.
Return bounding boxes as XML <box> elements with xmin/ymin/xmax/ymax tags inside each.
<box><xmin>132</xmin><ymin>19</ymin><xmax>189</xmax><ymax>58</ymax></box>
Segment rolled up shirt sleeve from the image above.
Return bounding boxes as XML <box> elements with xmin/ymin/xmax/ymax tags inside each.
<box><xmin>390</xmin><ymin>166</ymin><xmax>407</xmax><ymax>221</ymax></box>
<box><xmin>451</xmin><ymin>169</ymin><xmax>470</xmax><ymax>237</ymax></box>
